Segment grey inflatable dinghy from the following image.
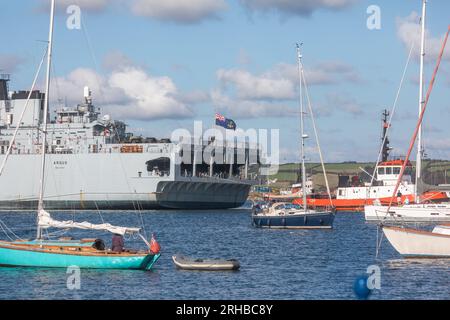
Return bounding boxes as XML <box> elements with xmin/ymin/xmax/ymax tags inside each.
<box><xmin>172</xmin><ymin>255</ymin><xmax>240</xmax><ymax>271</ymax></box>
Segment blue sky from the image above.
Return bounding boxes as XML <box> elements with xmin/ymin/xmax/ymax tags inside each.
<box><xmin>1</xmin><ymin>0</ymin><xmax>450</xmax><ymax>163</ymax></box>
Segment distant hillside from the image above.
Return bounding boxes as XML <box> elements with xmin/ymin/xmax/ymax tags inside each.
<box><xmin>267</xmin><ymin>160</ymin><xmax>450</xmax><ymax>190</ymax></box>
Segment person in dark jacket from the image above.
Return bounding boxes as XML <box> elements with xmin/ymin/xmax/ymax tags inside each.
<box><xmin>397</xmin><ymin>191</ymin><xmax>402</xmax><ymax>205</ymax></box>
<box><xmin>111</xmin><ymin>234</ymin><xmax>124</xmax><ymax>253</ymax></box>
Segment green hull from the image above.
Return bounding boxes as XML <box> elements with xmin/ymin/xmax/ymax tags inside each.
<box><xmin>0</xmin><ymin>242</ymin><xmax>160</xmax><ymax>270</ymax></box>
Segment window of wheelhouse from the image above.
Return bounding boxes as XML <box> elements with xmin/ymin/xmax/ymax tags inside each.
<box><xmin>404</xmin><ymin>166</ymin><xmax>412</xmax><ymax>176</ymax></box>
<box><xmin>378</xmin><ymin>167</ymin><xmax>385</xmax><ymax>175</ymax></box>
<box><xmin>385</xmin><ymin>167</ymin><xmax>392</xmax><ymax>174</ymax></box>
<box><xmin>145</xmin><ymin>157</ymin><xmax>170</xmax><ymax>177</ymax></box>
<box><xmin>393</xmin><ymin>167</ymin><xmax>401</xmax><ymax>175</ymax></box>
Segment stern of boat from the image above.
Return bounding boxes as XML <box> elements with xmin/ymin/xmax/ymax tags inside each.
<box><xmin>142</xmin><ymin>253</ymin><xmax>161</xmax><ymax>270</ymax></box>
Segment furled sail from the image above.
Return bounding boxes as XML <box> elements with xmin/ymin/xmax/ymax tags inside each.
<box><xmin>433</xmin><ymin>225</ymin><xmax>450</xmax><ymax>236</ymax></box>
<box><xmin>38</xmin><ymin>210</ymin><xmax>140</xmax><ymax>236</ymax></box>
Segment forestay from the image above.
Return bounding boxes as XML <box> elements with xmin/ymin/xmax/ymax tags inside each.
<box><xmin>38</xmin><ymin>210</ymin><xmax>140</xmax><ymax>236</ymax></box>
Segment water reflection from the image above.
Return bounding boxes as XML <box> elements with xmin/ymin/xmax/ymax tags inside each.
<box><xmin>385</xmin><ymin>258</ymin><xmax>450</xmax><ymax>269</ymax></box>
<box><xmin>0</xmin><ymin>211</ymin><xmax>449</xmax><ymax>299</ymax></box>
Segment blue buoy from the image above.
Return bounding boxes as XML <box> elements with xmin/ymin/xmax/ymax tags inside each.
<box><xmin>353</xmin><ymin>275</ymin><xmax>372</xmax><ymax>300</ymax></box>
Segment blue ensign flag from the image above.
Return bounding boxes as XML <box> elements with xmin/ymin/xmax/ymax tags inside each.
<box><xmin>215</xmin><ymin>113</ymin><xmax>236</xmax><ymax>130</ymax></box>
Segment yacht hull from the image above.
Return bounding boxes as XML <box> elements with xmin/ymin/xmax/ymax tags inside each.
<box><xmin>0</xmin><ymin>241</ymin><xmax>160</xmax><ymax>270</ymax></box>
<box><xmin>252</xmin><ymin>212</ymin><xmax>334</xmax><ymax>229</ymax></box>
<box><xmin>365</xmin><ymin>204</ymin><xmax>450</xmax><ymax>222</ymax></box>
<box><xmin>383</xmin><ymin>226</ymin><xmax>450</xmax><ymax>258</ymax></box>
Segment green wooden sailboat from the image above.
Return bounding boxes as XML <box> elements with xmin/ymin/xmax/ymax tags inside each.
<box><xmin>0</xmin><ymin>0</ymin><xmax>160</xmax><ymax>270</ymax></box>
<box><xmin>0</xmin><ymin>237</ymin><xmax>160</xmax><ymax>270</ymax></box>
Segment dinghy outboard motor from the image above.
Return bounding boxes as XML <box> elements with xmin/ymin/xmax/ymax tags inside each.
<box><xmin>92</xmin><ymin>239</ymin><xmax>106</xmax><ymax>251</ymax></box>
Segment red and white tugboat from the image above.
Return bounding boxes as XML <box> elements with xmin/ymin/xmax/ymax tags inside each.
<box><xmin>292</xmin><ymin>110</ymin><xmax>448</xmax><ymax>211</ymax></box>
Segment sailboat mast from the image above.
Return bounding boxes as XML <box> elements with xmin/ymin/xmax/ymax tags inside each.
<box><xmin>296</xmin><ymin>44</ymin><xmax>307</xmax><ymax>212</ymax></box>
<box><xmin>415</xmin><ymin>0</ymin><xmax>426</xmax><ymax>202</ymax></box>
<box><xmin>37</xmin><ymin>0</ymin><xmax>56</xmax><ymax>239</ymax></box>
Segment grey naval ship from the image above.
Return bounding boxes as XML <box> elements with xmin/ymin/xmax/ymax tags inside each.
<box><xmin>0</xmin><ymin>75</ymin><xmax>262</xmax><ymax>210</ymax></box>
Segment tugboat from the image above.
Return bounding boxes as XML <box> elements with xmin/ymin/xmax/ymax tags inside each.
<box><xmin>293</xmin><ymin>110</ymin><xmax>448</xmax><ymax>211</ymax></box>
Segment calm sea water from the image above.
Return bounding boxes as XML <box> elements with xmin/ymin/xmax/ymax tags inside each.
<box><xmin>0</xmin><ymin>209</ymin><xmax>449</xmax><ymax>300</ymax></box>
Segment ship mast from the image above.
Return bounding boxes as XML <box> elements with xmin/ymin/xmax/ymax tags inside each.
<box><xmin>415</xmin><ymin>0</ymin><xmax>426</xmax><ymax>202</ymax></box>
<box><xmin>37</xmin><ymin>0</ymin><xmax>55</xmax><ymax>239</ymax></box>
<box><xmin>296</xmin><ymin>44</ymin><xmax>307</xmax><ymax>212</ymax></box>
<box><xmin>381</xmin><ymin>109</ymin><xmax>391</xmax><ymax>162</ymax></box>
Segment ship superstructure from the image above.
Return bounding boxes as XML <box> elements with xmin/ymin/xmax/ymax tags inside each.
<box><xmin>0</xmin><ymin>76</ymin><xmax>262</xmax><ymax>210</ymax></box>
<box><xmin>334</xmin><ymin>110</ymin><xmax>414</xmax><ymax>201</ymax></box>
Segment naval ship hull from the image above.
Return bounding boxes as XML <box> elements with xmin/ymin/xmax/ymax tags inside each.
<box><xmin>0</xmin><ymin>153</ymin><xmax>251</xmax><ymax>210</ymax></box>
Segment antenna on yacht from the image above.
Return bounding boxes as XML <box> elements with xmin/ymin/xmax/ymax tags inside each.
<box><xmin>36</xmin><ymin>0</ymin><xmax>55</xmax><ymax>239</ymax></box>
<box><xmin>296</xmin><ymin>43</ymin><xmax>333</xmax><ymax>207</ymax></box>
<box><xmin>415</xmin><ymin>0</ymin><xmax>426</xmax><ymax>203</ymax></box>
<box><xmin>296</xmin><ymin>43</ymin><xmax>308</xmax><ymax>213</ymax></box>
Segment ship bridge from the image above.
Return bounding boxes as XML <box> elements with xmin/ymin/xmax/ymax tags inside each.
<box><xmin>377</xmin><ymin>159</ymin><xmax>412</xmax><ymax>186</ymax></box>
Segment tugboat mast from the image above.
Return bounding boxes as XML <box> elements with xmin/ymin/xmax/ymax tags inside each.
<box><xmin>381</xmin><ymin>109</ymin><xmax>391</xmax><ymax>162</ymax></box>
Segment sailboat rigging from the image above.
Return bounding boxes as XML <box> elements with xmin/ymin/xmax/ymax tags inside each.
<box><xmin>415</xmin><ymin>0</ymin><xmax>427</xmax><ymax>204</ymax></box>
<box><xmin>365</xmin><ymin>0</ymin><xmax>450</xmax><ymax>223</ymax></box>
<box><xmin>369</xmin><ymin>1</ymin><xmax>450</xmax><ymax>258</ymax></box>
<box><xmin>251</xmin><ymin>44</ymin><xmax>335</xmax><ymax>229</ymax></box>
<box><xmin>0</xmin><ymin>0</ymin><xmax>160</xmax><ymax>270</ymax></box>
<box><xmin>37</xmin><ymin>0</ymin><xmax>55</xmax><ymax>240</ymax></box>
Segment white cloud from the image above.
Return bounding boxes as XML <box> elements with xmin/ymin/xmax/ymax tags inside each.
<box><xmin>102</xmin><ymin>51</ymin><xmax>139</xmax><ymax>71</ymax></box>
<box><xmin>37</xmin><ymin>0</ymin><xmax>227</xmax><ymax>24</ymax></box>
<box><xmin>52</xmin><ymin>68</ymin><xmax>125</xmax><ymax>105</ymax></box>
<box><xmin>328</xmin><ymin>93</ymin><xmax>364</xmax><ymax>116</ymax></box>
<box><xmin>213</xmin><ymin>59</ymin><xmax>363</xmax><ymax>118</ymax></box>
<box><xmin>272</xmin><ymin>61</ymin><xmax>362</xmax><ymax>85</ymax></box>
<box><xmin>51</xmin><ymin>65</ymin><xmax>193</xmax><ymax>121</ymax></box>
<box><xmin>107</xmin><ymin>68</ymin><xmax>193</xmax><ymax>119</ymax></box>
<box><xmin>214</xmin><ymin>65</ymin><xmax>297</xmax><ymax>118</ymax></box>
<box><xmin>211</xmin><ymin>89</ymin><xmax>296</xmax><ymax>118</ymax></box>
<box><xmin>397</xmin><ymin>12</ymin><xmax>450</xmax><ymax>63</ymax></box>
<box><xmin>0</xmin><ymin>54</ymin><xmax>25</xmax><ymax>73</ymax></box>
<box><xmin>216</xmin><ymin>61</ymin><xmax>361</xmax><ymax>101</ymax></box>
<box><xmin>240</xmin><ymin>0</ymin><xmax>357</xmax><ymax>17</ymax></box>
<box><xmin>317</xmin><ymin>92</ymin><xmax>364</xmax><ymax>117</ymax></box>
<box><xmin>174</xmin><ymin>90</ymin><xmax>211</xmax><ymax>104</ymax></box>
<box><xmin>130</xmin><ymin>0</ymin><xmax>227</xmax><ymax>24</ymax></box>
<box><xmin>38</xmin><ymin>0</ymin><xmax>111</xmax><ymax>13</ymax></box>
<box><xmin>217</xmin><ymin>68</ymin><xmax>296</xmax><ymax>100</ymax></box>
